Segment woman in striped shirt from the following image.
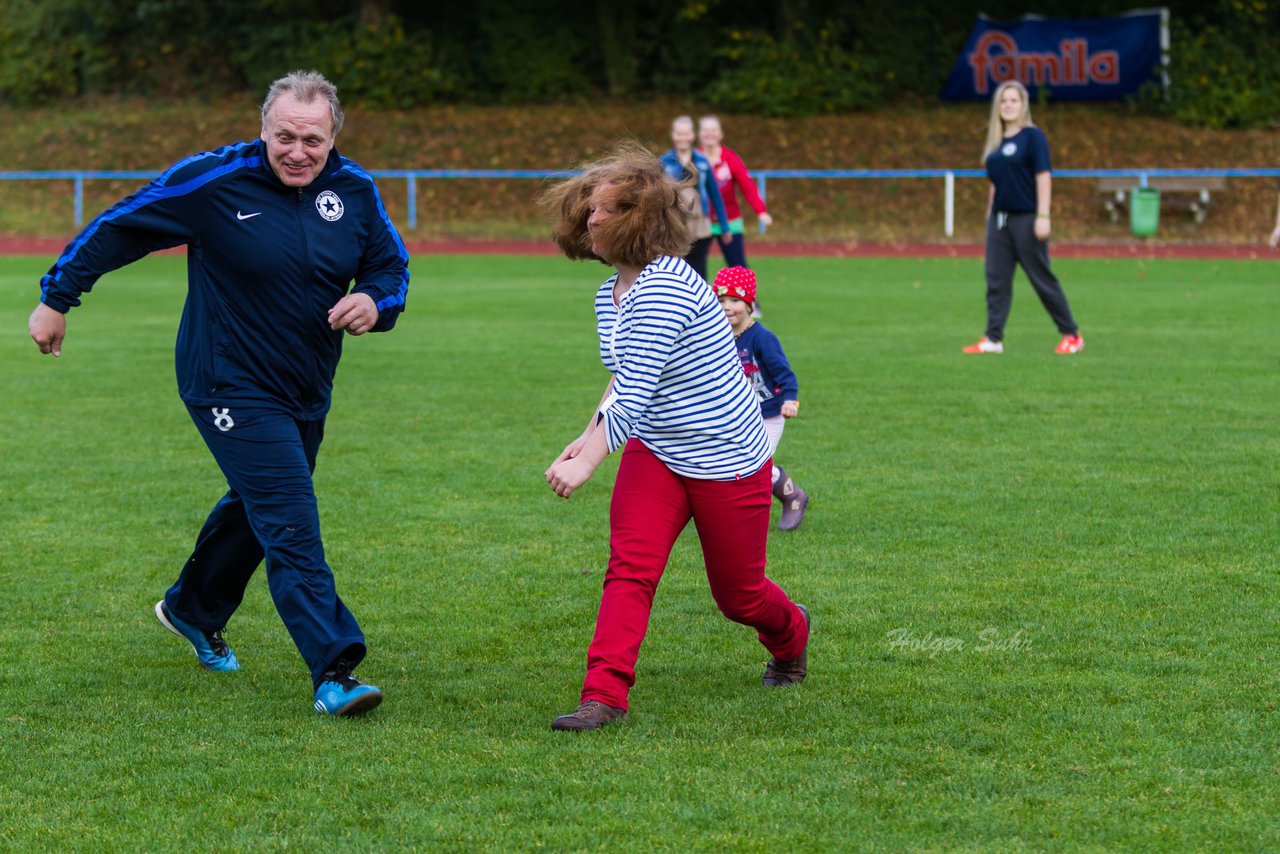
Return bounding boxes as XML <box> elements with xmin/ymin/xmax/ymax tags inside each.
<box><xmin>541</xmin><ymin>143</ymin><xmax>811</xmax><ymax>732</ymax></box>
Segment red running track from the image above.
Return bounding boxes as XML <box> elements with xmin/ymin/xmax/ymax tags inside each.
<box><xmin>2</xmin><ymin>236</ymin><xmax>1276</xmax><ymax>260</ymax></box>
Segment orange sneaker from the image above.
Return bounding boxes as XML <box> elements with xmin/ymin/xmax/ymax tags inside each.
<box><xmin>1055</xmin><ymin>333</ymin><xmax>1084</xmax><ymax>354</ymax></box>
<box><xmin>962</xmin><ymin>337</ymin><xmax>1003</xmax><ymax>354</ymax></box>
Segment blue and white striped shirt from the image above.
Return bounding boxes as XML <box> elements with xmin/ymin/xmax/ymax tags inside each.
<box><xmin>596</xmin><ymin>256</ymin><xmax>771</xmax><ymax>480</ymax></box>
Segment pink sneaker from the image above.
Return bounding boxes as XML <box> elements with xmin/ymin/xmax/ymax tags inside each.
<box><xmin>962</xmin><ymin>337</ymin><xmax>1003</xmax><ymax>354</ymax></box>
<box><xmin>1055</xmin><ymin>334</ymin><xmax>1085</xmax><ymax>354</ymax></box>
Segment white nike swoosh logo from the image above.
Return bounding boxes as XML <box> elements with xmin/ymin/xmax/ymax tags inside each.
<box><xmin>236</xmin><ymin>211</ymin><xmax>262</xmax><ymax>220</ymax></box>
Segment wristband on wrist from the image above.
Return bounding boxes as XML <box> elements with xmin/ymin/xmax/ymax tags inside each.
<box><xmin>1036</xmin><ymin>212</ymin><xmax>1051</xmax><ymax>219</ymax></box>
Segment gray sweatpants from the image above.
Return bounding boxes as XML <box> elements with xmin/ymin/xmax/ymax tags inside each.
<box><xmin>984</xmin><ymin>212</ymin><xmax>1078</xmax><ymax>342</ymax></box>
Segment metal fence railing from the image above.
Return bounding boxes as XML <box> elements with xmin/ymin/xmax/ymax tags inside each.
<box><xmin>3</xmin><ymin>168</ymin><xmax>1278</xmax><ymax>237</ymax></box>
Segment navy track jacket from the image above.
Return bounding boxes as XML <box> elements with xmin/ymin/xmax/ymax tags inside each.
<box><xmin>39</xmin><ymin>139</ymin><xmax>410</xmax><ymax>419</ymax></box>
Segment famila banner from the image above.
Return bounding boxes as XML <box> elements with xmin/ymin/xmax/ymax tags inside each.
<box><xmin>941</xmin><ymin>8</ymin><xmax>1169</xmax><ymax>102</ymax></box>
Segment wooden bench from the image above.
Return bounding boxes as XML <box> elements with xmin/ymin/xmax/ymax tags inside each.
<box><xmin>1098</xmin><ymin>176</ymin><xmax>1227</xmax><ymax>224</ymax></box>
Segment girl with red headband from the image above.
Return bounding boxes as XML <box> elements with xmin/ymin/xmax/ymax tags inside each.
<box><xmin>714</xmin><ymin>266</ymin><xmax>809</xmax><ymax>531</ymax></box>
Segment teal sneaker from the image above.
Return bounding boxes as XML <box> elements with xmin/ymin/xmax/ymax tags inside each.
<box><xmin>313</xmin><ymin>659</ymin><xmax>383</xmax><ymax>717</ymax></box>
<box><xmin>154</xmin><ymin>600</ymin><xmax>240</xmax><ymax>672</ymax></box>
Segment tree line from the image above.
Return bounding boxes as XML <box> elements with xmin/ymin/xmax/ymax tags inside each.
<box><xmin>2</xmin><ymin>0</ymin><xmax>1276</xmax><ymax>127</ymax></box>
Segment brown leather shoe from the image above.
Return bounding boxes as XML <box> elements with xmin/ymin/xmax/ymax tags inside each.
<box><xmin>550</xmin><ymin>700</ymin><xmax>628</xmax><ymax>731</ymax></box>
<box><xmin>762</xmin><ymin>604</ymin><xmax>809</xmax><ymax>686</ymax></box>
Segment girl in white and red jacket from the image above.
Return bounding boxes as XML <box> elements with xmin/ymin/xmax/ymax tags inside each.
<box><xmin>698</xmin><ymin>115</ymin><xmax>773</xmax><ymax>272</ymax></box>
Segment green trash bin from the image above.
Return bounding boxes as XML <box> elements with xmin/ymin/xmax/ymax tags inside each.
<box><xmin>1130</xmin><ymin>186</ymin><xmax>1160</xmax><ymax>237</ymax></box>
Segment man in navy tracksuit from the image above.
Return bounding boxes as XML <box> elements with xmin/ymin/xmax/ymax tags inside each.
<box><xmin>27</xmin><ymin>70</ymin><xmax>407</xmax><ymax>716</ymax></box>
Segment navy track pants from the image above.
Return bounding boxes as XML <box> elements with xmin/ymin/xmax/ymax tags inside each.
<box><xmin>983</xmin><ymin>212</ymin><xmax>1078</xmax><ymax>342</ymax></box>
<box><xmin>164</xmin><ymin>404</ymin><xmax>365</xmax><ymax>685</ymax></box>
<box><xmin>714</xmin><ymin>233</ymin><xmax>748</xmax><ymax>268</ymax></box>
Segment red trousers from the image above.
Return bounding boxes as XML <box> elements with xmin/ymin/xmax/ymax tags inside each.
<box><xmin>581</xmin><ymin>439</ymin><xmax>809</xmax><ymax>710</ymax></box>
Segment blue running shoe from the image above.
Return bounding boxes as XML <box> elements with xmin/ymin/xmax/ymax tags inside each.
<box><xmin>313</xmin><ymin>659</ymin><xmax>383</xmax><ymax>716</ymax></box>
<box><xmin>154</xmin><ymin>600</ymin><xmax>240</xmax><ymax>672</ymax></box>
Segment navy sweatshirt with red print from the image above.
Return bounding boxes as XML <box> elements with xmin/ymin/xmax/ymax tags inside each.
<box><xmin>733</xmin><ymin>322</ymin><xmax>798</xmax><ymax>419</ymax></box>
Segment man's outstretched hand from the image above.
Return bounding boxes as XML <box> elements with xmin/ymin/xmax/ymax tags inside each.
<box><xmin>29</xmin><ymin>303</ymin><xmax>66</xmax><ymax>357</ymax></box>
<box><xmin>328</xmin><ymin>292</ymin><xmax>379</xmax><ymax>335</ymax></box>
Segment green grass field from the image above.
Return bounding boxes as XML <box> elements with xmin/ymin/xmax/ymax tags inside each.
<box><xmin>1</xmin><ymin>253</ymin><xmax>1276</xmax><ymax>851</ymax></box>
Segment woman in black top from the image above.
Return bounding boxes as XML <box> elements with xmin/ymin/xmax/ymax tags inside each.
<box><xmin>964</xmin><ymin>81</ymin><xmax>1083</xmax><ymax>355</ymax></box>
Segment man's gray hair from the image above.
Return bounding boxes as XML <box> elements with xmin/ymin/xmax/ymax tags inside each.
<box><xmin>261</xmin><ymin>70</ymin><xmax>345</xmax><ymax>135</ymax></box>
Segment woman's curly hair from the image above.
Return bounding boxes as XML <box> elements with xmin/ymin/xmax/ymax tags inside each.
<box><xmin>539</xmin><ymin>141</ymin><xmax>693</xmax><ymax>268</ymax></box>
